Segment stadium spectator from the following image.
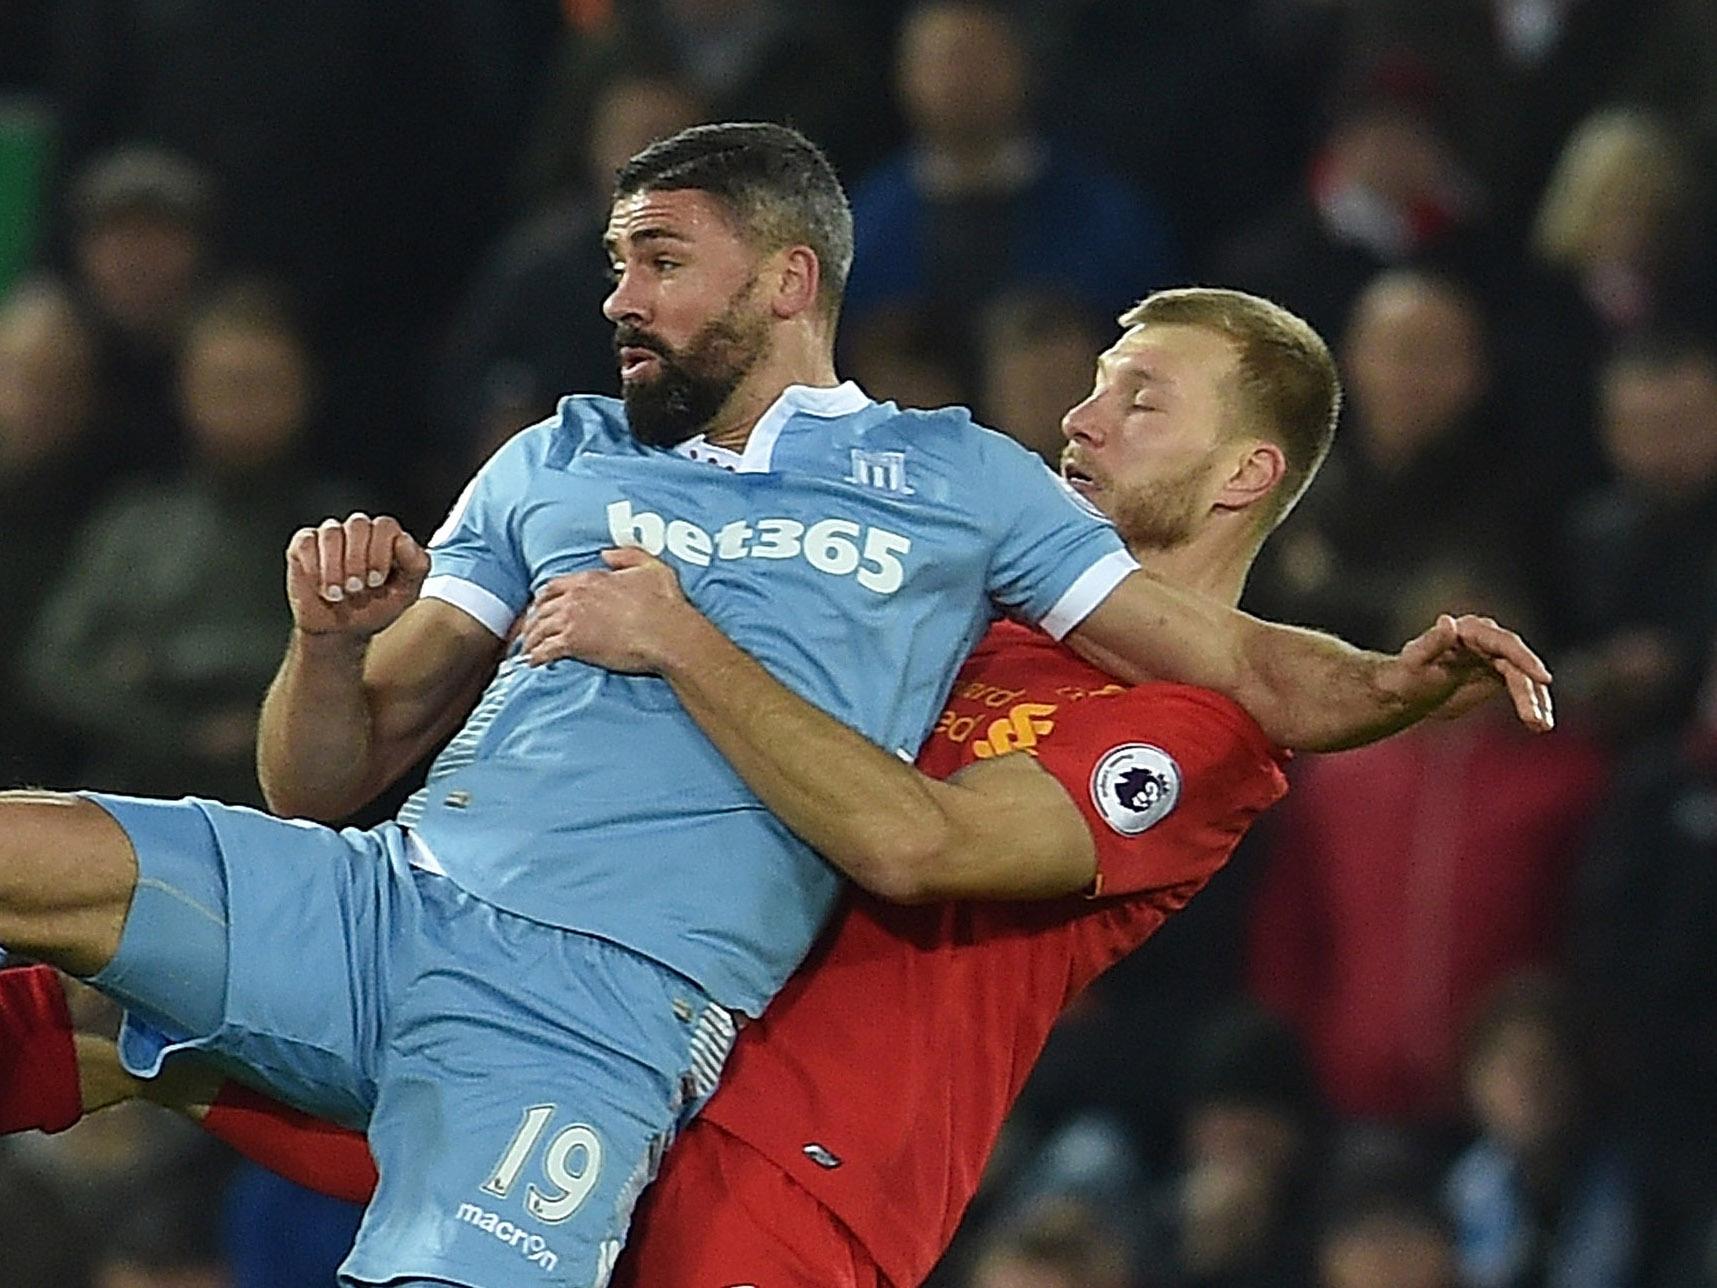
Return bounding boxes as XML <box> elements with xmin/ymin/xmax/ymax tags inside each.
<box><xmin>1246</xmin><ymin>269</ymin><xmax>1536</xmax><ymax>649</ymax></box>
<box><xmin>436</xmin><ymin>68</ymin><xmax>705</xmax><ymax>469</ymax></box>
<box><xmin>1555</xmin><ymin>333</ymin><xmax>1717</xmax><ymax>740</ymax></box>
<box><xmin>20</xmin><ymin>282</ymin><xmax>360</xmax><ymax>804</ymax></box>
<box><xmin>966</xmin><ymin>1196</ymin><xmax>1134</xmax><ymax>1288</ymax></box>
<box><xmin>519</xmin><ymin>0</ymin><xmax>898</xmax><ymax>196</ymax></box>
<box><xmin>220</xmin><ymin>1163</ymin><xmax>362</xmax><ymax>1288</ymax></box>
<box><xmin>1315</xmin><ymin>1139</ymin><xmax>1459</xmax><ymax>1288</ymax></box>
<box><xmin>1247</xmin><ymin>562</ymin><xmax>1609</xmax><ymax>1126</ymax></box>
<box><xmin>977</xmin><ymin>289</ymin><xmax>1107</xmax><ymax>465</ymax></box>
<box><xmin>1326</xmin><ymin>0</ymin><xmax>1669</xmax><ymax>247</ymax></box>
<box><xmin>1569</xmin><ymin>657</ymin><xmax>1717</xmax><ymax>1257</ymax></box>
<box><xmin>0</xmin><ymin>1150</ymin><xmax>92</xmax><ymax>1287</ymax></box>
<box><xmin>1142</xmin><ymin>1003</ymin><xmax>1322</xmax><ymax>1288</ymax></box>
<box><xmin>65</xmin><ymin>146</ymin><xmax>217</xmax><ymax>476</ymax></box>
<box><xmin>1029</xmin><ymin>0</ymin><xmax>1324</xmax><ymax>263</ymax></box>
<box><xmin>844</xmin><ymin>0</ymin><xmax>1177</xmax><ymax>376</ymax></box>
<box><xmin>92</xmin><ymin>1183</ymin><xmax>229</xmax><ymax>1288</ymax></box>
<box><xmin>1445</xmin><ymin>972</ymin><xmax>1641</xmax><ymax>1288</ymax></box>
<box><xmin>1213</xmin><ymin>56</ymin><xmax>1497</xmax><ymax>344</ymax></box>
<box><xmin>842</xmin><ymin>304</ymin><xmax>967</xmax><ymax>410</ymax></box>
<box><xmin>1530</xmin><ymin>108</ymin><xmax>1714</xmax><ymax>338</ymax></box>
<box><xmin>0</xmin><ymin>278</ymin><xmax>103</xmax><ymax>787</ymax></box>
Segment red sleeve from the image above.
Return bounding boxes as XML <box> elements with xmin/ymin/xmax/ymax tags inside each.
<box><xmin>1028</xmin><ymin>682</ymin><xmax>1288</xmax><ymax>898</ymax></box>
<box><xmin>202</xmin><ymin>1082</ymin><xmax>379</xmax><ymax>1203</ymax></box>
<box><xmin>0</xmin><ymin>964</ymin><xmax>81</xmax><ymax>1135</ymax></box>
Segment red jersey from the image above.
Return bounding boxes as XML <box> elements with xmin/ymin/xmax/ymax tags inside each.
<box><xmin>699</xmin><ymin>621</ymin><xmax>1288</xmax><ymax>1285</ymax></box>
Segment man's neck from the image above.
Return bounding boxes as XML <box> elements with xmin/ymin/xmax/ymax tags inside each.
<box><xmin>700</xmin><ymin>337</ymin><xmax>839</xmax><ymax>452</ymax></box>
<box><xmin>1131</xmin><ymin>530</ymin><xmax>1256</xmax><ymax>609</ymax></box>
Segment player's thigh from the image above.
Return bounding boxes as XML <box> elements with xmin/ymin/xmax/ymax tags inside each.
<box><xmin>615</xmin><ymin>1120</ymin><xmax>882</xmax><ymax>1288</ymax></box>
<box><xmin>0</xmin><ymin>790</ymin><xmax>140</xmax><ymax>977</ymax></box>
<box><xmin>83</xmin><ymin>794</ymin><xmax>404</xmax><ymax>1127</ymax></box>
<box><xmin>342</xmin><ymin>872</ymin><xmax>741</xmax><ymax>1287</ymax></box>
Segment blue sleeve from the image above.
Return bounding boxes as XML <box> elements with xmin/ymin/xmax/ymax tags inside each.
<box><xmin>979</xmin><ymin>430</ymin><xmax>1136</xmax><ymax>638</ymax></box>
<box><xmin>420</xmin><ymin>417</ymin><xmax>554</xmax><ymax>637</ymax></box>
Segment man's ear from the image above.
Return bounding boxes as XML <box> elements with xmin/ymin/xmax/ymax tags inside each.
<box><xmin>1216</xmin><ymin>439</ymin><xmax>1287</xmax><ymax>511</ymax></box>
<box><xmin>768</xmin><ymin>245</ymin><xmax>821</xmax><ymax>320</ymax></box>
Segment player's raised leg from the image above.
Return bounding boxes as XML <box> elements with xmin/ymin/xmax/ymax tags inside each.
<box><xmin>0</xmin><ymin>791</ymin><xmax>139</xmax><ymax>978</ymax></box>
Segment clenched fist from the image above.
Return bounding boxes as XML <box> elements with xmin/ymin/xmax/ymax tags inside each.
<box><xmin>286</xmin><ymin>513</ymin><xmax>431</xmax><ymax>637</ymax></box>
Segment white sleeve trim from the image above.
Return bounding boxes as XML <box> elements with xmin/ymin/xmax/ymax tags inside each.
<box><xmin>1037</xmin><ymin>549</ymin><xmax>1140</xmax><ymax>640</ymax></box>
<box><xmin>421</xmin><ymin>574</ymin><xmax>515</xmax><ymax>639</ymax></box>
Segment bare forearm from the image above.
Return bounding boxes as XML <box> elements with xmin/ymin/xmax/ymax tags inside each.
<box><xmin>654</xmin><ymin>618</ymin><xmax>950</xmax><ymax>897</ymax></box>
<box><xmin>1231</xmin><ymin>618</ymin><xmax>1414</xmax><ymax>751</ymax></box>
<box><xmin>1067</xmin><ymin>572</ymin><xmax>1418</xmax><ymax>752</ymax></box>
<box><xmin>257</xmin><ymin>631</ymin><xmax>379</xmax><ymax>819</ymax></box>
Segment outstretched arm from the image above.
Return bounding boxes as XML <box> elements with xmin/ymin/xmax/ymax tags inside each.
<box><xmin>521</xmin><ymin>551</ymin><xmax>1547</xmax><ymax>902</ymax></box>
<box><xmin>1063</xmin><ymin>571</ymin><xmax>1553</xmax><ymax>751</ymax></box>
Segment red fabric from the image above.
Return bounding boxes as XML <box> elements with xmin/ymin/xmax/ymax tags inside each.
<box><xmin>614</xmin><ymin>1120</ymin><xmax>885</xmax><ymax>1288</ymax></box>
<box><xmin>203</xmin><ymin>1082</ymin><xmax>377</xmax><ymax>1203</ymax></box>
<box><xmin>0</xmin><ymin>964</ymin><xmax>82</xmax><ymax>1135</ymax></box>
<box><xmin>698</xmin><ymin>622</ymin><xmax>1287</xmax><ymax>1286</ymax></box>
<box><xmin>167</xmin><ymin>622</ymin><xmax>1285</xmax><ymax>1286</ymax></box>
<box><xmin>1246</xmin><ymin>715</ymin><xmax>1610</xmax><ymax>1122</ymax></box>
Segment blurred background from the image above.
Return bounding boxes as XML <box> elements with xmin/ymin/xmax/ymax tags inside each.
<box><xmin>2</xmin><ymin>0</ymin><xmax>1715</xmax><ymax>1284</ymax></box>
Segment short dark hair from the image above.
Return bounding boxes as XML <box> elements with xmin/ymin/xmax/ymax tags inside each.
<box><xmin>614</xmin><ymin>122</ymin><xmax>854</xmax><ymax>319</ymax></box>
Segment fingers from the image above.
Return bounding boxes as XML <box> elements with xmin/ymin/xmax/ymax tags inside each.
<box><xmin>601</xmin><ymin>546</ymin><xmax>655</xmax><ymax>571</ymax></box>
<box><xmin>316</xmin><ymin>518</ymin><xmax>347</xmax><ymax>601</ymax></box>
<box><xmin>1453</xmin><ymin>616</ymin><xmax>1553</xmax><ymax>685</ymax></box>
<box><xmin>1396</xmin><ymin>614</ymin><xmax>1460</xmax><ymax>669</ymax></box>
<box><xmin>393</xmin><ymin>528</ymin><xmax>431</xmax><ymax>582</ymax></box>
<box><xmin>1496</xmin><ymin>658</ymin><xmax>1556</xmax><ymax>732</ymax></box>
<box><xmin>292</xmin><ymin>514</ymin><xmax>425</xmax><ymax>604</ymax></box>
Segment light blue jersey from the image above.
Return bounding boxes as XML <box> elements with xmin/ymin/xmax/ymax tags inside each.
<box><xmin>404</xmin><ymin>382</ymin><xmax>1134</xmax><ymax>1014</ymax></box>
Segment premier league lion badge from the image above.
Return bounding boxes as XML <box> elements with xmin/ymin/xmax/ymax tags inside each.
<box><xmin>1090</xmin><ymin>743</ymin><xmax>1182</xmax><ymax>836</ymax></box>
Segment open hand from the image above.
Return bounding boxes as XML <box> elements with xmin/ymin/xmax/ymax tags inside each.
<box><xmin>1388</xmin><ymin>614</ymin><xmax>1554</xmax><ymax>731</ymax></box>
<box><xmin>522</xmin><ymin>548</ymin><xmax>706</xmax><ymax>673</ymax></box>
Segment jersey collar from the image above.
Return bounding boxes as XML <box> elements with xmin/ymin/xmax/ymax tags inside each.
<box><xmin>673</xmin><ymin>381</ymin><xmax>871</xmax><ymax>473</ymax></box>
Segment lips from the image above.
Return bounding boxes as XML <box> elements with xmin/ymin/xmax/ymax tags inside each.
<box><xmin>1061</xmin><ymin>459</ymin><xmax>1100</xmax><ymax>493</ymax></box>
<box><xmin>618</xmin><ymin>346</ymin><xmax>661</xmax><ymax>380</ymax></box>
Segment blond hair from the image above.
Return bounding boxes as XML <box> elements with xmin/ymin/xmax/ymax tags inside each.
<box><xmin>1533</xmin><ymin>107</ymin><xmax>1695</xmax><ymax>268</ymax></box>
<box><xmin>1120</xmin><ymin>287</ymin><xmax>1341</xmax><ymax>525</ymax></box>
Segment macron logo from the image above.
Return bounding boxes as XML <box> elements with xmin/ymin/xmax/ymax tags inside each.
<box><xmin>607</xmin><ymin>499</ymin><xmax>912</xmax><ymax>595</ymax></box>
<box><xmin>454</xmin><ymin>1203</ymin><xmax>559</xmax><ymax>1272</ymax></box>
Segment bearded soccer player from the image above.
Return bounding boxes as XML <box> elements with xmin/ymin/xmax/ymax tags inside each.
<box><xmin>2</xmin><ymin>288</ymin><xmax>1550</xmax><ymax>1284</ymax></box>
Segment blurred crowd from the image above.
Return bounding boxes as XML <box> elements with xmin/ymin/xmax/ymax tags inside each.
<box><xmin>1</xmin><ymin>1</ymin><xmax>1715</xmax><ymax>1285</ymax></box>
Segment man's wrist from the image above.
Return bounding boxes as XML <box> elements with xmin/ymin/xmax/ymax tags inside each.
<box><xmin>648</xmin><ymin>607</ymin><xmax>729</xmax><ymax>680</ymax></box>
<box><xmin>291</xmin><ymin>626</ymin><xmax>372</xmax><ymax>663</ymax></box>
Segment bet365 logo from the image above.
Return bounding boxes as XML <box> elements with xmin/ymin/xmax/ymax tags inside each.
<box><xmin>608</xmin><ymin>500</ymin><xmax>912</xmax><ymax>594</ymax></box>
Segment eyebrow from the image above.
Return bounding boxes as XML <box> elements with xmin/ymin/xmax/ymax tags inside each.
<box><xmin>1099</xmin><ymin>352</ymin><xmax>1176</xmax><ymax>388</ymax></box>
<box><xmin>603</xmin><ymin>226</ymin><xmax>690</xmax><ymax>255</ymax></box>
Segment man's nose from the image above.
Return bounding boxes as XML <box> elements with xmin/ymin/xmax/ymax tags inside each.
<box><xmin>1061</xmin><ymin>395</ymin><xmax>1102</xmax><ymax>445</ymax></box>
<box><xmin>603</xmin><ymin>268</ymin><xmax>647</xmax><ymax>324</ymax></box>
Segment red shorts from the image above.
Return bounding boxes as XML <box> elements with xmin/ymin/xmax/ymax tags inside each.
<box><xmin>614</xmin><ymin>1117</ymin><xmax>889</xmax><ymax>1288</ymax></box>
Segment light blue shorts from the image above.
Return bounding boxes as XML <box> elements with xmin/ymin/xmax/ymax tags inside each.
<box><xmin>84</xmin><ymin>793</ymin><xmax>739</xmax><ymax>1288</ymax></box>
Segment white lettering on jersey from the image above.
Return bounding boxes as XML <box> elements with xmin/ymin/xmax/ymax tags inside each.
<box><xmin>848</xmin><ymin>448</ymin><xmax>913</xmax><ymax>495</ymax></box>
<box><xmin>607</xmin><ymin>500</ymin><xmax>912</xmax><ymax>595</ymax></box>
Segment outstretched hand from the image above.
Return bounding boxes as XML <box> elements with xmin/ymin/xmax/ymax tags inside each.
<box><xmin>522</xmin><ymin>548</ymin><xmax>707</xmax><ymax>674</ymax></box>
<box><xmin>1387</xmin><ymin>613</ymin><xmax>1555</xmax><ymax>732</ymax></box>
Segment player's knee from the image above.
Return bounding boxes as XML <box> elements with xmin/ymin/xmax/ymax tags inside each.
<box><xmin>0</xmin><ymin>791</ymin><xmax>138</xmax><ymax>976</ymax></box>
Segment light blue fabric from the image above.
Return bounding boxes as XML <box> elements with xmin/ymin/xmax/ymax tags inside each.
<box><xmin>402</xmin><ymin>388</ymin><xmax>1127</xmax><ymax>1014</ymax></box>
<box><xmin>1446</xmin><ymin>1138</ymin><xmax>1640</xmax><ymax>1288</ymax></box>
<box><xmin>92</xmin><ymin>793</ymin><xmax>736</xmax><ymax>1287</ymax></box>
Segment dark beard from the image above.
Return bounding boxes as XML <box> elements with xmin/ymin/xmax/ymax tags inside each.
<box><xmin>618</xmin><ymin>289</ymin><xmax>770</xmax><ymax>448</ymax></box>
